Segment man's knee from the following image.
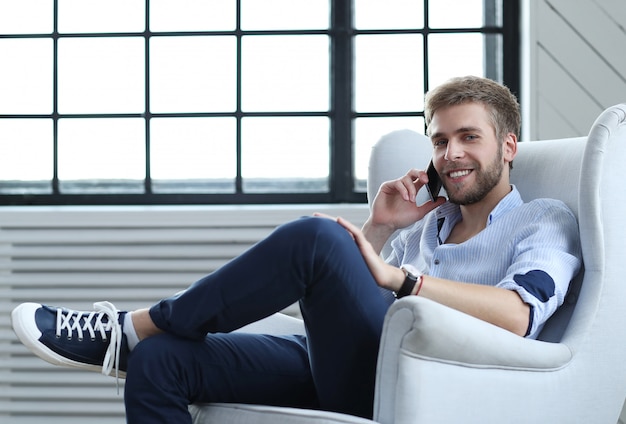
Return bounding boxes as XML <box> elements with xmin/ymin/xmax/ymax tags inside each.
<box><xmin>277</xmin><ymin>216</ymin><xmax>351</xmax><ymax>247</ymax></box>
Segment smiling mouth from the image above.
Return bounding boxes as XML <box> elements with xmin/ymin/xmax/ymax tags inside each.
<box><xmin>448</xmin><ymin>169</ymin><xmax>472</xmax><ymax>179</ymax></box>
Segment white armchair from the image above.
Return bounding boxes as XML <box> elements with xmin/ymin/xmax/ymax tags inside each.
<box><xmin>191</xmin><ymin>103</ymin><xmax>626</xmax><ymax>423</ymax></box>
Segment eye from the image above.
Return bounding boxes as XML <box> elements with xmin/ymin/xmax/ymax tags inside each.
<box><xmin>433</xmin><ymin>139</ymin><xmax>448</xmax><ymax>147</ymax></box>
<box><xmin>464</xmin><ymin>134</ymin><xmax>478</xmax><ymax>141</ymax></box>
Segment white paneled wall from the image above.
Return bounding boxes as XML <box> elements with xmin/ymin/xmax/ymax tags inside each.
<box><xmin>0</xmin><ymin>205</ymin><xmax>369</xmax><ymax>423</ymax></box>
<box><xmin>522</xmin><ymin>0</ymin><xmax>626</xmax><ymax>140</ymax></box>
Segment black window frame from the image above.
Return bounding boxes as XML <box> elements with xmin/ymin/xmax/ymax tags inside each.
<box><xmin>0</xmin><ymin>0</ymin><xmax>520</xmax><ymax>206</ymax></box>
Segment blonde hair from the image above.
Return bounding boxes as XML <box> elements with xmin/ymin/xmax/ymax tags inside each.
<box><xmin>424</xmin><ymin>76</ymin><xmax>520</xmax><ymax>143</ymax></box>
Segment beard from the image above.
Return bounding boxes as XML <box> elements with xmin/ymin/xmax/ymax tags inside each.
<box><xmin>443</xmin><ymin>144</ymin><xmax>505</xmax><ymax>206</ymax></box>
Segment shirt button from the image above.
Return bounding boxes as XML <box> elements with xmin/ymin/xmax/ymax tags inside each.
<box><xmin>434</xmin><ymin>259</ymin><xmax>441</xmax><ymax>265</ymax></box>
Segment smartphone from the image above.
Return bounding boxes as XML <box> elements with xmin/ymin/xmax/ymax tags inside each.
<box><xmin>425</xmin><ymin>160</ymin><xmax>442</xmax><ymax>202</ymax></box>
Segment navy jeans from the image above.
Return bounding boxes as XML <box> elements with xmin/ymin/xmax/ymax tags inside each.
<box><xmin>123</xmin><ymin>217</ymin><xmax>392</xmax><ymax>423</ymax></box>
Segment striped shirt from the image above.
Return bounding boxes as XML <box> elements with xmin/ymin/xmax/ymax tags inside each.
<box><xmin>385</xmin><ymin>185</ymin><xmax>582</xmax><ymax>338</ymax></box>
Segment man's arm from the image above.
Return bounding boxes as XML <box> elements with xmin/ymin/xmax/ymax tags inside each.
<box><xmin>340</xmin><ymin>202</ymin><xmax>581</xmax><ymax>338</ymax></box>
<box><xmin>338</xmin><ymin>217</ymin><xmax>531</xmax><ymax>337</ymax></box>
<box><xmin>361</xmin><ymin>218</ymin><xmax>396</xmax><ymax>256</ymax></box>
<box><xmin>413</xmin><ymin>275</ymin><xmax>531</xmax><ymax>337</ymax></box>
<box><xmin>363</xmin><ymin>168</ymin><xmax>445</xmax><ymax>254</ymax></box>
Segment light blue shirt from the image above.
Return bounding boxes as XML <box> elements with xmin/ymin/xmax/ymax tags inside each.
<box><xmin>385</xmin><ymin>186</ymin><xmax>582</xmax><ymax>338</ymax></box>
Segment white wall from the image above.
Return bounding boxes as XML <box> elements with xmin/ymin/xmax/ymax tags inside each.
<box><xmin>522</xmin><ymin>0</ymin><xmax>626</xmax><ymax>140</ymax></box>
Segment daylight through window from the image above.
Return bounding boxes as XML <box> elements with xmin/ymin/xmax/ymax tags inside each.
<box><xmin>0</xmin><ymin>0</ymin><xmax>519</xmax><ymax>205</ymax></box>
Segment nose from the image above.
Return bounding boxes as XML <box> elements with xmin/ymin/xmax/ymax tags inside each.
<box><xmin>444</xmin><ymin>139</ymin><xmax>464</xmax><ymax>161</ymax></box>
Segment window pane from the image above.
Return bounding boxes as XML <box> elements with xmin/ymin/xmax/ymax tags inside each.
<box><xmin>353</xmin><ymin>116</ymin><xmax>425</xmax><ymax>190</ymax></box>
<box><xmin>241</xmin><ymin>0</ymin><xmax>329</xmax><ymax>30</ymax></box>
<box><xmin>428</xmin><ymin>33</ymin><xmax>487</xmax><ymax>89</ymax></box>
<box><xmin>242</xmin><ymin>35</ymin><xmax>329</xmax><ymax>112</ymax></box>
<box><xmin>58</xmin><ymin>0</ymin><xmax>145</xmax><ymax>33</ymax></box>
<box><xmin>150</xmin><ymin>0</ymin><xmax>235</xmax><ymax>32</ymax></box>
<box><xmin>58</xmin><ymin>118</ymin><xmax>145</xmax><ymax>193</ymax></box>
<box><xmin>355</xmin><ymin>34</ymin><xmax>424</xmax><ymax>113</ymax></box>
<box><xmin>58</xmin><ymin>37</ymin><xmax>145</xmax><ymax>113</ymax></box>
<box><xmin>354</xmin><ymin>0</ymin><xmax>424</xmax><ymax>29</ymax></box>
<box><xmin>150</xmin><ymin>36</ymin><xmax>236</xmax><ymax>113</ymax></box>
<box><xmin>242</xmin><ymin>117</ymin><xmax>329</xmax><ymax>192</ymax></box>
<box><xmin>0</xmin><ymin>39</ymin><xmax>52</xmax><ymax>114</ymax></box>
<box><xmin>0</xmin><ymin>119</ymin><xmax>53</xmax><ymax>193</ymax></box>
<box><xmin>429</xmin><ymin>0</ymin><xmax>486</xmax><ymax>28</ymax></box>
<box><xmin>151</xmin><ymin>117</ymin><xmax>237</xmax><ymax>193</ymax></box>
<box><xmin>0</xmin><ymin>0</ymin><xmax>53</xmax><ymax>34</ymax></box>
<box><xmin>0</xmin><ymin>0</ymin><xmax>511</xmax><ymax>205</ymax></box>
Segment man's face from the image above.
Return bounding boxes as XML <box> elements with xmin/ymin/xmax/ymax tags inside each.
<box><xmin>428</xmin><ymin>102</ymin><xmax>512</xmax><ymax>206</ymax></box>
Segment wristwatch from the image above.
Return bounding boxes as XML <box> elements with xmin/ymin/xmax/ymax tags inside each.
<box><xmin>394</xmin><ymin>268</ymin><xmax>419</xmax><ymax>298</ymax></box>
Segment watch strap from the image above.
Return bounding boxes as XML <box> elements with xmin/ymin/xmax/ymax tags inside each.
<box><xmin>394</xmin><ymin>268</ymin><xmax>419</xmax><ymax>298</ymax></box>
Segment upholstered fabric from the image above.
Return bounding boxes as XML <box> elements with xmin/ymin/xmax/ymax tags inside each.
<box><xmin>192</xmin><ymin>104</ymin><xmax>626</xmax><ymax>424</ymax></box>
<box><xmin>374</xmin><ymin>103</ymin><xmax>626</xmax><ymax>424</ymax></box>
<box><xmin>235</xmin><ymin>311</ymin><xmax>306</xmax><ymax>336</ymax></box>
<box><xmin>367</xmin><ymin>129</ymin><xmax>435</xmax><ymax>259</ymax></box>
<box><xmin>189</xmin><ymin>403</ymin><xmax>376</xmax><ymax>424</ymax></box>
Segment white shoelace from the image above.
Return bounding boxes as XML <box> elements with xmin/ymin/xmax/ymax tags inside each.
<box><xmin>55</xmin><ymin>301</ymin><xmax>122</xmax><ymax>392</ymax></box>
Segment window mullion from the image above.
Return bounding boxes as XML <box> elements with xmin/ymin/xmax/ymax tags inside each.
<box><xmin>502</xmin><ymin>0</ymin><xmax>521</xmax><ymax>99</ymax></box>
<box><xmin>144</xmin><ymin>0</ymin><xmax>152</xmax><ymax>194</ymax></box>
<box><xmin>484</xmin><ymin>0</ymin><xmax>499</xmax><ymax>82</ymax></box>
<box><xmin>52</xmin><ymin>0</ymin><xmax>60</xmax><ymax>195</ymax></box>
<box><xmin>235</xmin><ymin>0</ymin><xmax>243</xmax><ymax>194</ymax></box>
<box><xmin>330</xmin><ymin>0</ymin><xmax>353</xmax><ymax>202</ymax></box>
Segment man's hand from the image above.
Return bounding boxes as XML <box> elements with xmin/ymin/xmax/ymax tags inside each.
<box><xmin>364</xmin><ymin>169</ymin><xmax>446</xmax><ymax>254</ymax></box>
<box><xmin>333</xmin><ymin>216</ymin><xmax>405</xmax><ymax>291</ymax></box>
<box><xmin>371</xmin><ymin>168</ymin><xmax>445</xmax><ymax>229</ymax></box>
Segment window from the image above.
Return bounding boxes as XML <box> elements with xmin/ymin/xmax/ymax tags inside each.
<box><xmin>0</xmin><ymin>0</ymin><xmax>519</xmax><ymax>205</ymax></box>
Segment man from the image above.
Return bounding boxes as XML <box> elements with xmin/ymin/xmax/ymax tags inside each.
<box><xmin>11</xmin><ymin>76</ymin><xmax>581</xmax><ymax>423</ymax></box>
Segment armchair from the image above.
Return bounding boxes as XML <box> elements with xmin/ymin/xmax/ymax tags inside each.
<box><xmin>191</xmin><ymin>103</ymin><xmax>626</xmax><ymax>423</ymax></box>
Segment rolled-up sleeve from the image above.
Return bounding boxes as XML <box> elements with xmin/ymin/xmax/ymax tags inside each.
<box><xmin>496</xmin><ymin>201</ymin><xmax>581</xmax><ymax>337</ymax></box>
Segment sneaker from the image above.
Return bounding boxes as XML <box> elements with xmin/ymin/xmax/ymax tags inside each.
<box><xmin>11</xmin><ymin>301</ymin><xmax>129</xmax><ymax>379</ymax></box>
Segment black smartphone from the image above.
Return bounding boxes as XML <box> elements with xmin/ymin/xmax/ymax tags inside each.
<box><xmin>425</xmin><ymin>160</ymin><xmax>442</xmax><ymax>202</ymax></box>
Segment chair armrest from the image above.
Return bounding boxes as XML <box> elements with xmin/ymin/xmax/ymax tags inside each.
<box><xmin>235</xmin><ymin>312</ymin><xmax>306</xmax><ymax>336</ymax></box>
<box><xmin>382</xmin><ymin>296</ymin><xmax>573</xmax><ymax>369</ymax></box>
<box><xmin>374</xmin><ymin>297</ymin><xmax>574</xmax><ymax>423</ymax></box>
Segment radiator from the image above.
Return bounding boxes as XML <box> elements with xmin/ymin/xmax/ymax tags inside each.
<box><xmin>0</xmin><ymin>204</ymin><xmax>369</xmax><ymax>423</ymax></box>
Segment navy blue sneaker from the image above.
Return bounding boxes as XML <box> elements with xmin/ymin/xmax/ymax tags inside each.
<box><xmin>11</xmin><ymin>301</ymin><xmax>129</xmax><ymax>379</ymax></box>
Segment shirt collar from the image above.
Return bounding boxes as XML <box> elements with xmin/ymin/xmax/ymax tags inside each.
<box><xmin>487</xmin><ymin>185</ymin><xmax>522</xmax><ymax>225</ymax></box>
<box><xmin>435</xmin><ymin>185</ymin><xmax>522</xmax><ymax>227</ymax></box>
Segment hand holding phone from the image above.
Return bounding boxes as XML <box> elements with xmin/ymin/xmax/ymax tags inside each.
<box><xmin>425</xmin><ymin>160</ymin><xmax>442</xmax><ymax>202</ymax></box>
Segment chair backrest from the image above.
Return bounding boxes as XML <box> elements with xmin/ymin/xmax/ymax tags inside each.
<box><xmin>367</xmin><ymin>129</ymin><xmax>433</xmax><ymax>210</ymax></box>
<box><xmin>513</xmin><ymin>105</ymin><xmax>626</xmax><ymax>346</ymax></box>
<box><xmin>510</xmin><ymin>136</ymin><xmax>586</xmax><ymax>341</ymax></box>
<box><xmin>367</xmin><ymin>129</ymin><xmax>435</xmax><ymax>258</ymax></box>
<box><xmin>367</xmin><ymin>104</ymin><xmax>626</xmax><ymax>344</ymax></box>
<box><xmin>368</xmin><ymin>104</ymin><xmax>626</xmax><ymax>421</ymax></box>
<box><xmin>557</xmin><ymin>104</ymin><xmax>626</xmax><ymax>353</ymax></box>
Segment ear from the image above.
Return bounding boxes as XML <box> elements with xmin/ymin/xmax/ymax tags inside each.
<box><xmin>503</xmin><ymin>132</ymin><xmax>517</xmax><ymax>164</ymax></box>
